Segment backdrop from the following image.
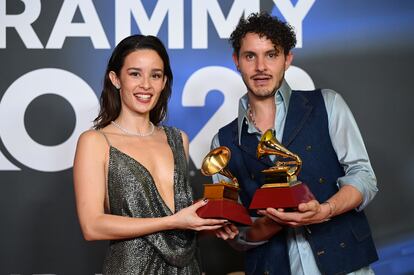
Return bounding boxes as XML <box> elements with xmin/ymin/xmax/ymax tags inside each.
<box><xmin>1</xmin><ymin>0</ymin><xmax>413</xmax><ymax>274</ymax></box>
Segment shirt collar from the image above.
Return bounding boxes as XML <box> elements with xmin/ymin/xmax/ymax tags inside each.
<box><xmin>237</xmin><ymin>79</ymin><xmax>292</xmax><ymax>145</ymax></box>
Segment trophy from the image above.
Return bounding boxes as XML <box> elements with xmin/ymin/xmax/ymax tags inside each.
<box><xmin>196</xmin><ymin>146</ymin><xmax>252</xmax><ymax>225</ymax></box>
<box><xmin>249</xmin><ymin>129</ymin><xmax>315</xmax><ymax>210</ymax></box>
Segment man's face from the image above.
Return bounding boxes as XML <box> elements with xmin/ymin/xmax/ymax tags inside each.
<box><xmin>233</xmin><ymin>33</ymin><xmax>293</xmax><ymax>99</ymax></box>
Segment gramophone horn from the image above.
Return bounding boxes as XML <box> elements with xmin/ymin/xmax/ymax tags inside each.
<box><xmin>201</xmin><ymin>146</ymin><xmax>238</xmax><ymax>187</ymax></box>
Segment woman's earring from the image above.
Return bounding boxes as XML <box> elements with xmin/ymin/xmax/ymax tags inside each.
<box><xmin>115</xmin><ymin>85</ymin><xmax>120</xmax><ymax>90</ymax></box>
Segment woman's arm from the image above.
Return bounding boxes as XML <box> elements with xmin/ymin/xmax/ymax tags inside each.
<box><xmin>73</xmin><ymin>130</ymin><xmax>225</xmax><ymax>241</ymax></box>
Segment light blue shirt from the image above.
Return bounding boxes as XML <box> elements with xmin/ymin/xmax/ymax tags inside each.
<box><xmin>211</xmin><ymin>80</ymin><xmax>378</xmax><ymax>275</ymax></box>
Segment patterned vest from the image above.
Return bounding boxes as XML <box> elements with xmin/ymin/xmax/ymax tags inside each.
<box><xmin>218</xmin><ymin>90</ymin><xmax>378</xmax><ymax>275</ymax></box>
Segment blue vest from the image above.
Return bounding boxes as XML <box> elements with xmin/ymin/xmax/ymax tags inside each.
<box><xmin>218</xmin><ymin>90</ymin><xmax>378</xmax><ymax>275</ymax></box>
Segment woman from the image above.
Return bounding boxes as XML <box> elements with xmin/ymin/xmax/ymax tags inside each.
<box><xmin>73</xmin><ymin>35</ymin><xmax>226</xmax><ymax>274</ymax></box>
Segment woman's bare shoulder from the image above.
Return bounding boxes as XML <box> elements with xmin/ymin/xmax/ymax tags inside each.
<box><xmin>76</xmin><ymin>129</ymin><xmax>109</xmax><ymax>153</ymax></box>
<box><xmin>78</xmin><ymin>129</ymin><xmax>104</xmax><ymax>141</ymax></box>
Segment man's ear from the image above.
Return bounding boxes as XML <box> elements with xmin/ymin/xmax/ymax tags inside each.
<box><xmin>284</xmin><ymin>51</ymin><xmax>294</xmax><ymax>71</ymax></box>
<box><xmin>232</xmin><ymin>52</ymin><xmax>240</xmax><ymax>71</ymax></box>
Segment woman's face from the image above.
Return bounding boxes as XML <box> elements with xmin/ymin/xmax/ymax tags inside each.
<box><xmin>110</xmin><ymin>49</ymin><xmax>167</xmax><ymax>117</ymax></box>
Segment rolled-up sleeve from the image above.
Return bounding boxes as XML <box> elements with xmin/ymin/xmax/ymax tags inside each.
<box><xmin>323</xmin><ymin>89</ymin><xmax>378</xmax><ymax>210</ymax></box>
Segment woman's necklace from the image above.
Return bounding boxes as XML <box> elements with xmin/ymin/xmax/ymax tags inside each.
<box><xmin>111</xmin><ymin>121</ymin><xmax>155</xmax><ymax>137</ymax></box>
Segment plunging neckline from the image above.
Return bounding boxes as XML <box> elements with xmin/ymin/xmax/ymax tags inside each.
<box><xmin>108</xmin><ymin>129</ymin><xmax>177</xmax><ymax>215</ymax></box>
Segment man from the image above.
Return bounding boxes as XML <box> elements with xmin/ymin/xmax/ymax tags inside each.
<box><xmin>211</xmin><ymin>12</ymin><xmax>378</xmax><ymax>275</ymax></box>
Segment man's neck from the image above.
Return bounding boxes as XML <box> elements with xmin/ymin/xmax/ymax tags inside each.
<box><xmin>248</xmin><ymin>94</ymin><xmax>276</xmax><ymax>133</ymax></box>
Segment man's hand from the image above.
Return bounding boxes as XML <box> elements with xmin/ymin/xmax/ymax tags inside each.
<box><xmin>258</xmin><ymin>200</ymin><xmax>332</xmax><ymax>227</ymax></box>
<box><xmin>214</xmin><ymin>223</ymin><xmax>239</xmax><ymax>240</ymax></box>
<box><xmin>246</xmin><ymin>216</ymin><xmax>283</xmax><ymax>242</ymax></box>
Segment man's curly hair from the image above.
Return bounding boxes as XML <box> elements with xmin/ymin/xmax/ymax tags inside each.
<box><xmin>230</xmin><ymin>12</ymin><xmax>296</xmax><ymax>56</ymax></box>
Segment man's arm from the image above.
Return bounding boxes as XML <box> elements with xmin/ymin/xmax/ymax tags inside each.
<box><xmin>326</xmin><ymin>89</ymin><xmax>378</xmax><ymax>210</ymax></box>
<box><xmin>262</xmin><ymin>89</ymin><xmax>378</xmax><ymax>226</ymax></box>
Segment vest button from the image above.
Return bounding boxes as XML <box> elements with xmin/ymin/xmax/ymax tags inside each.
<box><xmin>340</xmin><ymin>242</ymin><xmax>346</xmax><ymax>248</ymax></box>
<box><xmin>317</xmin><ymin>250</ymin><xmax>325</xmax><ymax>256</ymax></box>
<box><xmin>305</xmin><ymin>145</ymin><xmax>312</xmax><ymax>151</ymax></box>
<box><xmin>251</xmin><ymin>173</ymin><xmax>255</xmax><ymax>179</ymax></box>
<box><xmin>264</xmin><ymin>271</ymin><xmax>270</xmax><ymax>275</ymax></box>
<box><xmin>319</xmin><ymin>177</ymin><xmax>325</xmax><ymax>184</ymax></box>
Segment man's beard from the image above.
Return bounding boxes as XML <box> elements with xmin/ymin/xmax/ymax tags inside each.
<box><xmin>242</xmin><ymin>72</ymin><xmax>284</xmax><ymax>99</ymax></box>
<box><xmin>248</xmin><ymin>86</ymin><xmax>277</xmax><ymax>98</ymax></box>
<box><xmin>244</xmin><ymin>79</ymin><xmax>281</xmax><ymax>99</ymax></box>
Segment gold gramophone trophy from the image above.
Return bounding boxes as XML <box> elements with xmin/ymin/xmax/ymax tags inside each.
<box><xmin>249</xmin><ymin>129</ymin><xmax>315</xmax><ymax>210</ymax></box>
<box><xmin>196</xmin><ymin>146</ymin><xmax>252</xmax><ymax>225</ymax></box>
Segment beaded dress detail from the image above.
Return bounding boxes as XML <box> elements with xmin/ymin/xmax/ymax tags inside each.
<box><xmin>101</xmin><ymin>126</ymin><xmax>199</xmax><ymax>275</ymax></box>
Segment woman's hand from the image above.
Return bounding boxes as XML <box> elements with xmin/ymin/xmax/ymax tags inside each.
<box><xmin>172</xmin><ymin>199</ymin><xmax>227</xmax><ymax>231</ymax></box>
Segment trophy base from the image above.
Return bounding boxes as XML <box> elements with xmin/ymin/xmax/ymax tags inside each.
<box><xmin>249</xmin><ymin>183</ymin><xmax>315</xmax><ymax>210</ymax></box>
<box><xmin>203</xmin><ymin>182</ymin><xmax>239</xmax><ymax>201</ymax></box>
<box><xmin>196</xmin><ymin>199</ymin><xmax>252</xmax><ymax>225</ymax></box>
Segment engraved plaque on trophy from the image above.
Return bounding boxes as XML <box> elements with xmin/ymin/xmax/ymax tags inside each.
<box><xmin>196</xmin><ymin>146</ymin><xmax>252</xmax><ymax>225</ymax></box>
<box><xmin>249</xmin><ymin>129</ymin><xmax>315</xmax><ymax>210</ymax></box>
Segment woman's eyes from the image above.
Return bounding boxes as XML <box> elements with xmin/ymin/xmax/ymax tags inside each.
<box><xmin>128</xmin><ymin>72</ymin><xmax>163</xmax><ymax>79</ymax></box>
<box><xmin>152</xmin><ymin>73</ymin><xmax>163</xmax><ymax>79</ymax></box>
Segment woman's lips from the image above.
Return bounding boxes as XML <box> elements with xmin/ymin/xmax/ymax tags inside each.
<box><xmin>134</xmin><ymin>93</ymin><xmax>152</xmax><ymax>103</ymax></box>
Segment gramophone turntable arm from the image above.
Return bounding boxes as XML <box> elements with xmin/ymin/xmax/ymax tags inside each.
<box><xmin>274</xmin><ymin>155</ymin><xmax>302</xmax><ymax>176</ymax></box>
<box><xmin>275</xmin><ymin>160</ymin><xmax>297</xmax><ymax>166</ymax></box>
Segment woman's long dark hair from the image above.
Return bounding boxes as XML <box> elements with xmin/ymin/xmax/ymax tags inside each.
<box><xmin>93</xmin><ymin>35</ymin><xmax>173</xmax><ymax>129</ymax></box>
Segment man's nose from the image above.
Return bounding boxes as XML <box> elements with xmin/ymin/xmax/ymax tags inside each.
<box><xmin>255</xmin><ymin>56</ymin><xmax>266</xmax><ymax>71</ymax></box>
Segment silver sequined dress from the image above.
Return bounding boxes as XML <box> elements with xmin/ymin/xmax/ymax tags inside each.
<box><xmin>101</xmin><ymin>126</ymin><xmax>200</xmax><ymax>275</ymax></box>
